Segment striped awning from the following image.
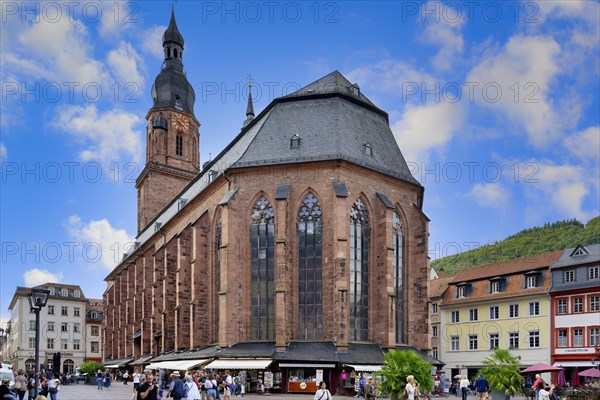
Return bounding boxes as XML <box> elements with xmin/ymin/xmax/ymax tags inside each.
<box><xmin>344</xmin><ymin>364</ymin><xmax>382</xmax><ymax>372</ymax></box>
<box><xmin>205</xmin><ymin>359</ymin><xmax>272</xmax><ymax>370</ymax></box>
<box><xmin>146</xmin><ymin>359</ymin><xmax>209</xmax><ymax>371</ymax></box>
<box><xmin>278</xmin><ymin>363</ymin><xmax>336</xmax><ymax>368</ymax></box>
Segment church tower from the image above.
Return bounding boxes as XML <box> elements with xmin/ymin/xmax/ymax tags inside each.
<box><xmin>136</xmin><ymin>8</ymin><xmax>200</xmax><ymax>232</ymax></box>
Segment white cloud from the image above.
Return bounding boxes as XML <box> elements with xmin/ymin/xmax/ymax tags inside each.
<box><xmin>141</xmin><ymin>25</ymin><xmax>167</xmax><ymax>59</ymax></box>
<box><xmin>98</xmin><ymin>1</ymin><xmax>136</xmax><ymax>38</ymax></box>
<box><xmin>391</xmin><ymin>101</ymin><xmax>465</xmax><ymax>164</ymax></box>
<box><xmin>346</xmin><ymin>59</ymin><xmax>437</xmax><ymax>95</ymax></box>
<box><xmin>420</xmin><ymin>1</ymin><xmax>465</xmax><ymax>71</ymax></box>
<box><xmin>563</xmin><ymin>126</ymin><xmax>600</xmax><ymax>161</ymax></box>
<box><xmin>66</xmin><ymin>215</ymin><xmax>134</xmax><ymax>271</ymax></box>
<box><xmin>467</xmin><ymin>34</ymin><xmax>562</xmax><ymax>147</ymax></box>
<box><xmin>107</xmin><ymin>41</ymin><xmax>145</xmax><ymax>89</ymax></box>
<box><xmin>467</xmin><ymin>183</ymin><xmax>510</xmax><ymax>208</ymax></box>
<box><xmin>0</xmin><ymin>143</ymin><xmax>6</xmax><ymax>161</ymax></box>
<box><xmin>53</xmin><ymin>104</ymin><xmax>143</xmax><ymax>166</ymax></box>
<box><xmin>23</xmin><ymin>268</ymin><xmax>64</xmax><ymax>287</ymax></box>
<box><xmin>18</xmin><ymin>18</ymin><xmax>110</xmax><ymax>86</ymax></box>
<box><xmin>525</xmin><ymin>161</ymin><xmax>595</xmax><ymax>220</ymax></box>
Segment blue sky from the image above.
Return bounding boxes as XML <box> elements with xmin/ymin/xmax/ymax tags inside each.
<box><xmin>1</xmin><ymin>1</ymin><xmax>599</xmax><ymax>326</ymax></box>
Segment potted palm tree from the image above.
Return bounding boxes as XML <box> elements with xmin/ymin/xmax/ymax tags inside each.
<box><xmin>377</xmin><ymin>350</ymin><xmax>434</xmax><ymax>400</ymax></box>
<box><xmin>479</xmin><ymin>349</ymin><xmax>524</xmax><ymax>400</ymax></box>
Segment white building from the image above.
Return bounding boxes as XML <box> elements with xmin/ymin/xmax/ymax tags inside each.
<box><xmin>7</xmin><ymin>283</ymin><xmax>93</xmax><ymax>374</ymax></box>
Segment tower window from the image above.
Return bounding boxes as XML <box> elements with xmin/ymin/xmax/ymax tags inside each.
<box><xmin>175</xmin><ymin>94</ymin><xmax>183</xmax><ymax>110</ymax></box>
<box><xmin>174</xmin><ymin>48</ymin><xmax>178</xmax><ymax>58</ymax></box>
<box><xmin>176</xmin><ymin>133</ymin><xmax>183</xmax><ymax>156</ymax></box>
<box><xmin>167</xmin><ymin>47</ymin><xmax>171</xmax><ymax>58</ymax></box>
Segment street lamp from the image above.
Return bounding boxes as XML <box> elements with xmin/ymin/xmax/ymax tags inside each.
<box><xmin>28</xmin><ymin>288</ymin><xmax>50</xmax><ymax>398</ymax></box>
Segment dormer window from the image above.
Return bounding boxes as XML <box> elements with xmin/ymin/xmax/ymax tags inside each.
<box><xmin>208</xmin><ymin>170</ymin><xmax>218</xmax><ymax>182</ymax></box>
<box><xmin>364</xmin><ymin>142</ymin><xmax>373</xmax><ymax>156</ymax></box>
<box><xmin>177</xmin><ymin>198</ymin><xmax>187</xmax><ymax>210</ymax></box>
<box><xmin>175</xmin><ymin>94</ymin><xmax>183</xmax><ymax>110</ymax></box>
<box><xmin>491</xmin><ymin>281</ymin><xmax>500</xmax><ymax>293</ymax></box>
<box><xmin>290</xmin><ymin>134</ymin><xmax>301</xmax><ymax>149</ymax></box>
<box><xmin>456</xmin><ymin>282</ymin><xmax>470</xmax><ymax>298</ymax></box>
<box><xmin>571</xmin><ymin>245</ymin><xmax>590</xmax><ymax>256</ymax></box>
<box><xmin>564</xmin><ymin>269</ymin><xmax>575</xmax><ymax>283</ymax></box>
<box><xmin>526</xmin><ymin>275</ymin><xmax>536</xmax><ymax>288</ymax></box>
<box><xmin>154</xmin><ymin>222</ymin><xmax>162</xmax><ymax>232</ymax></box>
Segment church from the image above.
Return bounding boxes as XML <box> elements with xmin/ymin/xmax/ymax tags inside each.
<box><xmin>103</xmin><ymin>9</ymin><xmax>435</xmax><ymax>394</ymax></box>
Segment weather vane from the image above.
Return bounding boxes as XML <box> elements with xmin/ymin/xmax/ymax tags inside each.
<box><xmin>246</xmin><ymin>73</ymin><xmax>254</xmax><ymax>88</ymax></box>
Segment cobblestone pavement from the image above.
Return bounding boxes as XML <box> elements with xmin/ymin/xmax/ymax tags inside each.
<box><xmin>53</xmin><ymin>385</ymin><xmax>529</xmax><ymax>400</ymax></box>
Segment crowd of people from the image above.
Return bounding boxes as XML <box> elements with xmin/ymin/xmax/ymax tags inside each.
<box><xmin>127</xmin><ymin>369</ymin><xmax>247</xmax><ymax>400</ymax></box>
<box><xmin>0</xmin><ymin>369</ymin><xmax>62</xmax><ymax>400</ymax></box>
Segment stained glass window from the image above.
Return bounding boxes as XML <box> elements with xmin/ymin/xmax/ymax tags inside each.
<box><xmin>350</xmin><ymin>197</ymin><xmax>369</xmax><ymax>341</ymax></box>
<box><xmin>250</xmin><ymin>196</ymin><xmax>275</xmax><ymax>340</ymax></box>
<box><xmin>393</xmin><ymin>210</ymin><xmax>404</xmax><ymax>344</ymax></box>
<box><xmin>298</xmin><ymin>193</ymin><xmax>323</xmax><ymax>339</ymax></box>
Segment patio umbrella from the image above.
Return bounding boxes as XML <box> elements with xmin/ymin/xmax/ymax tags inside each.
<box><xmin>454</xmin><ymin>375</ymin><xmax>463</xmax><ymax>379</ymax></box>
<box><xmin>520</xmin><ymin>363</ymin><xmax>564</xmax><ymax>374</ymax></box>
<box><xmin>579</xmin><ymin>368</ymin><xmax>600</xmax><ymax>378</ymax></box>
<box><xmin>557</xmin><ymin>369</ymin><xmax>566</xmax><ymax>386</ymax></box>
<box><xmin>572</xmin><ymin>367</ymin><xmax>580</xmax><ymax>386</ymax></box>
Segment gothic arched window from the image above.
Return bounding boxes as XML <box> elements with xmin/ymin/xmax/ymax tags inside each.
<box><xmin>297</xmin><ymin>193</ymin><xmax>323</xmax><ymax>340</ymax></box>
<box><xmin>214</xmin><ymin>211</ymin><xmax>222</xmax><ymax>341</ymax></box>
<box><xmin>250</xmin><ymin>196</ymin><xmax>275</xmax><ymax>340</ymax></box>
<box><xmin>349</xmin><ymin>197</ymin><xmax>369</xmax><ymax>341</ymax></box>
<box><xmin>393</xmin><ymin>210</ymin><xmax>404</xmax><ymax>344</ymax></box>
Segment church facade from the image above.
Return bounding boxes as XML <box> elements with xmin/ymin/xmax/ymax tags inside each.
<box><xmin>103</xmin><ymin>9</ymin><xmax>432</xmax><ymax>393</ymax></box>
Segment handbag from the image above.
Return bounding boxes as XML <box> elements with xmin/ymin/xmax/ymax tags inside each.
<box><xmin>49</xmin><ymin>387</ymin><xmax>58</xmax><ymax>394</ymax></box>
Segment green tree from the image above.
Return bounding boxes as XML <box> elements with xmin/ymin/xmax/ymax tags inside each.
<box><xmin>479</xmin><ymin>349</ymin><xmax>523</xmax><ymax>397</ymax></box>
<box><xmin>377</xmin><ymin>350</ymin><xmax>434</xmax><ymax>400</ymax></box>
<box><xmin>79</xmin><ymin>361</ymin><xmax>105</xmax><ymax>376</ymax></box>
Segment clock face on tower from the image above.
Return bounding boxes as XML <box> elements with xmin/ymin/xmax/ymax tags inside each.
<box><xmin>172</xmin><ymin>113</ymin><xmax>189</xmax><ymax>131</ymax></box>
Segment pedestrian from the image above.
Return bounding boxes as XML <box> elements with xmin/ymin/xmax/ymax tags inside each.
<box><xmin>14</xmin><ymin>370</ymin><xmax>27</xmax><ymax>400</ymax></box>
<box><xmin>314</xmin><ymin>381</ymin><xmax>332</xmax><ymax>400</ymax></box>
<box><xmin>533</xmin><ymin>375</ymin><xmax>542</xmax><ymax>400</ymax></box>
<box><xmin>137</xmin><ymin>373</ymin><xmax>158</xmax><ymax>400</ymax></box>
<box><xmin>133</xmin><ymin>371</ymin><xmax>142</xmax><ymax>391</ymax></box>
<box><xmin>47</xmin><ymin>373</ymin><xmax>60</xmax><ymax>400</ymax></box>
<box><xmin>204</xmin><ymin>374</ymin><xmax>218</xmax><ymax>400</ymax></box>
<box><xmin>474</xmin><ymin>374</ymin><xmax>490</xmax><ymax>400</ymax></box>
<box><xmin>223</xmin><ymin>371</ymin><xmax>232</xmax><ymax>400</ymax></box>
<box><xmin>104</xmin><ymin>370</ymin><xmax>111</xmax><ymax>390</ymax></box>
<box><xmin>168</xmin><ymin>372</ymin><xmax>185</xmax><ymax>400</ymax></box>
<box><xmin>123</xmin><ymin>371</ymin><xmax>130</xmax><ymax>385</ymax></box>
<box><xmin>1</xmin><ymin>379</ymin><xmax>16</xmax><ymax>400</ymax></box>
<box><xmin>198</xmin><ymin>371</ymin><xmax>208</xmax><ymax>400</ymax></box>
<box><xmin>538</xmin><ymin>383</ymin><xmax>555</xmax><ymax>400</ymax></box>
<box><xmin>364</xmin><ymin>376</ymin><xmax>377</xmax><ymax>399</ymax></box>
<box><xmin>95</xmin><ymin>370</ymin><xmax>103</xmax><ymax>390</ymax></box>
<box><xmin>405</xmin><ymin>375</ymin><xmax>419</xmax><ymax>400</ymax></box>
<box><xmin>185</xmin><ymin>375</ymin><xmax>201</xmax><ymax>400</ymax></box>
<box><xmin>460</xmin><ymin>376</ymin><xmax>470</xmax><ymax>400</ymax></box>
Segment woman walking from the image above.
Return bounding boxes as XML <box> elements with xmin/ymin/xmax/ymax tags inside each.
<box><xmin>47</xmin><ymin>374</ymin><xmax>60</xmax><ymax>400</ymax></box>
<box><xmin>314</xmin><ymin>381</ymin><xmax>332</xmax><ymax>400</ymax></box>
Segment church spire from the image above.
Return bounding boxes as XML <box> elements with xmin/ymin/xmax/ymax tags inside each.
<box><xmin>163</xmin><ymin>6</ymin><xmax>184</xmax><ymax>49</ymax></box>
<box><xmin>243</xmin><ymin>77</ymin><xmax>255</xmax><ymax>128</ymax></box>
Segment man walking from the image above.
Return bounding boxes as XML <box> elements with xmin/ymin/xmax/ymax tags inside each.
<box><xmin>474</xmin><ymin>374</ymin><xmax>490</xmax><ymax>400</ymax></box>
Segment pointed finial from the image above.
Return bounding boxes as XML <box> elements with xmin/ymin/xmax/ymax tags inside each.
<box><xmin>243</xmin><ymin>75</ymin><xmax>255</xmax><ymax>128</ymax></box>
<box><xmin>163</xmin><ymin>4</ymin><xmax>184</xmax><ymax>48</ymax></box>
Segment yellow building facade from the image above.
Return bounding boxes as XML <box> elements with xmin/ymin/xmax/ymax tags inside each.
<box><xmin>439</xmin><ymin>251</ymin><xmax>563</xmax><ymax>380</ymax></box>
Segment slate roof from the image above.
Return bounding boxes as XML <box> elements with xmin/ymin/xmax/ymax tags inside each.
<box><xmin>273</xmin><ymin>342</ymin><xmax>339</xmax><ymax>362</ymax></box>
<box><xmin>338</xmin><ymin>343</ymin><xmax>385</xmax><ymax>365</ymax></box>
<box><xmin>394</xmin><ymin>345</ymin><xmax>444</xmax><ymax>367</ymax></box>
<box><xmin>108</xmin><ymin>70</ymin><xmax>421</xmax><ymax>279</ymax></box>
<box><xmin>218</xmin><ymin>342</ymin><xmax>276</xmax><ymax>358</ymax></box>
<box><xmin>550</xmin><ymin>244</ymin><xmax>600</xmax><ymax>269</ymax></box>
<box><xmin>232</xmin><ymin>71</ymin><xmax>419</xmax><ymax>186</ymax></box>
